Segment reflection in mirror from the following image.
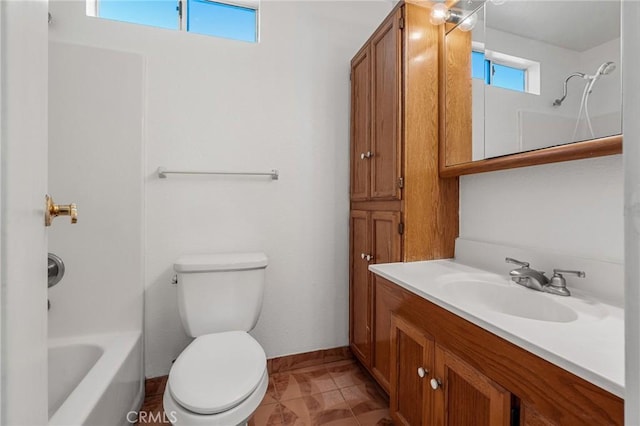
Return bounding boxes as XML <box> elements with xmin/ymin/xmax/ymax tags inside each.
<box><xmin>444</xmin><ymin>0</ymin><xmax>621</xmax><ymax>165</ymax></box>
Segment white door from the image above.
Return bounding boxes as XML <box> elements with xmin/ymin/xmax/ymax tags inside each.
<box><xmin>0</xmin><ymin>1</ymin><xmax>49</xmax><ymax>425</ymax></box>
<box><xmin>625</xmin><ymin>2</ymin><xmax>640</xmax><ymax>425</ymax></box>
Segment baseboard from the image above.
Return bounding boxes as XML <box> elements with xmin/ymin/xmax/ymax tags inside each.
<box><xmin>267</xmin><ymin>346</ymin><xmax>353</xmax><ymax>374</ymax></box>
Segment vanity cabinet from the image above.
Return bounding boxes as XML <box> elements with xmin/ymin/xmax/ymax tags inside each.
<box><xmin>373</xmin><ymin>275</ymin><xmax>624</xmax><ymax>426</ymax></box>
<box><xmin>349</xmin><ymin>0</ymin><xmax>459</xmax><ymax>377</ymax></box>
<box><xmin>389</xmin><ymin>313</ymin><xmax>511</xmax><ymax>426</ymax></box>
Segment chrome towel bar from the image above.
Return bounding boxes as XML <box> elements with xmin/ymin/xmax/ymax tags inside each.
<box><xmin>157</xmin><ymin>167</ymin><xmax>279</xmax><ymax>180</ymax></box>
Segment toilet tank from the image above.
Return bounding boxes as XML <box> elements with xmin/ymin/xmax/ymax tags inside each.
<box><xmin>174</xmin><ymin>252</ymin><xmax>267</xmax><ymax>337</ymax></box>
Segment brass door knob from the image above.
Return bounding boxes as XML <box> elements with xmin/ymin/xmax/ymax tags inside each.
<box><xmin>45</xmin><ymin>195</ymin><xmax>78</xmax><ymax>226</ymax></box>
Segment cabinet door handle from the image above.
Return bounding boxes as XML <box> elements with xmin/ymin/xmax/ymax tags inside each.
<box><xmin>417</xmin><ymin>367</ymin><xmax>428</xmax><ymax>378</ymax></box>
<box><xmin>360</xmin><ymin>151</ymin><xmax>373</xmax><ymax>160</ymax></box>
<box><xmin>366</xmin><ymin>254</ymin><xmax>374</xmax><ymax>262</ymax></box>
<box><xmin>361</xmin><ymin>253</ymin><xmax>366</xmax><ymax>259</ymax></box>
<box><xmin>430</xmin><ymin>378</ymin><xmax>442</xmax><ymax>390</ymax></box>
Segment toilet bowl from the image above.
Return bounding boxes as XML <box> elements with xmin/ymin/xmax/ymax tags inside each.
<box><xmin>164</xmin><ymin>253</ymin><xmax>269</xmax><ymax>425</ymax></box>
<box><xmin>163</xmin><ymin>332</ymin><xmax>268</xmax><ymax>425</ymax></box>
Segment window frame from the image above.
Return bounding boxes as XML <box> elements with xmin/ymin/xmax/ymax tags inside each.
<box><xmin>180</xmin><ymin>0</ymin><xmax>259</xmax><ymax>42</ymax></box>
<box><xmin>87</xmin><ymin>0</ymin><xmax>260</xmax><ymax>43</ymax></box>
<box><xmin>471</xmin><ymin>42</ymin><xmax>540</xmax><ymax>95</ymax></box>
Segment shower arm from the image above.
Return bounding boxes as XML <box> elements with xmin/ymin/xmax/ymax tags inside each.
<box><xmin>553</xmin><ymin>73</ymin><xmax>586</xmax><ymax>106</ymax></box>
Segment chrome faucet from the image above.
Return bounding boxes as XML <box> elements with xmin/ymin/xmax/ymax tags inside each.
<box><xmin>505</xmin><ymin>257</ymin><xmax>585</xmax><ymax>297</ymax></box>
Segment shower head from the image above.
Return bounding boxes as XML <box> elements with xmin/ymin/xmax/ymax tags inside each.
<box><xmin>585</xmin><ymin>61</ymin><xmax>616</xmax><ymax>94</ymax></box>
<box><xmin>596</xmin><ymin>61</ymin><xmax>616</xmax><ymax>76</ymax></box>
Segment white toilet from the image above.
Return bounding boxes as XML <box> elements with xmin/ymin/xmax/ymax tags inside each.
<box><xmin>163</xmin><ymin>252</ymin><xmax>269</xmax><ymax>425</ymax></box>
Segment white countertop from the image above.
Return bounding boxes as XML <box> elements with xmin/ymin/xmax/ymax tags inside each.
<box><xmin>369</xmin><ymin>259</ymin><xmax>624</xmax><ymax>397</ymax></box>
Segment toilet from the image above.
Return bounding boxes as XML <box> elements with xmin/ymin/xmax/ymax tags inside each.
<box><xmin>163</xmin><ymin>252</ymin><xmax>269</xmax><ymax>425</ymax></box>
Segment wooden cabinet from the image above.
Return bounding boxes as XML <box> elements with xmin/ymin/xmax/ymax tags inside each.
<box><xmin>433</xmin><ymin>345</ymin><xmax>511</xmax><ymax>426</ymax></box>
<box><xmin>389</xmin><ymin>314</ymin><xmax>511</xmax><ymax>426</ymax></box>
<box><xmin>372</xmin><ymin>275</ymin><xmax>405</xmax><ymax>391</ymax></box>
<box><xmin>350</xmin><ymin>11</ymin><xmax>401</xmax><ymax>201</ymax></box>
<box><xmin>349</xmin><ymin>0</ymin><xmax>459</xmax><ymax>383</ymax></box>
<box><xmin>390</xmin><ymin>315</ymin><xmax>434</xmax><ymax>426</ymax></box>
<box><xmin>375</xmin><ymin>276</ymin><xmax>623</xmax><ymax>426</ymax></box>
<box><xmin>349</xmin><ymin>210</ymin><xmax>401</xmax><ymax>367</ymax></box>
<box><xmin>349</xmin><ymin>211</ymin><xmax>370</xmax><ymax>364</ymax></box>
<box><xmin>370</xmin><ymin>12</ymin><xmax>402</xmax><ymax>200</ymax></box>
<box><xmin>350</xmin><ymin>47</ymin><xmax>370</xmax><ymax>201</ymax></box>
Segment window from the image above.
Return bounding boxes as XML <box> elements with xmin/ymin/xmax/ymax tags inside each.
<box><xmin>471</xmin><ymin>48</ymin><xmax>540</xmax><ymax>95</ymax></box>
<box><xmin>187</xmin><ymin>0</ymin><xmax>256</xmax><ymax>42</ymax></box>
<box><xmin>87</xmin><ymin>0</ymin><xmax>258</xmax><ymax>43</ymax></box>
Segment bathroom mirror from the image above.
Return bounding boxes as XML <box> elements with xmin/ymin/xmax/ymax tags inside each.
<box><xmin>439</xmin><ymin>0</ymin><xmax>623</xmax><ymax>176</ymax></box>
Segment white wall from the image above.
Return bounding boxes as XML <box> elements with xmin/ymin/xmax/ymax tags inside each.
<box><xmin>460</xmin><ymin>154</ymin><xmax>623</xmax><ymax>267</ymax></box>
<box><xmin>49</xmin><ymin>0</ymin><xmax>392</xmax><ymax>378</ymax></box>
<box><xmin>47</xmin><ymin>42</ymin><xmax>144</xmax><ymax>338</ymax></box>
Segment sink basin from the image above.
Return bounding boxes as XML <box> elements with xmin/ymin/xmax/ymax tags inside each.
<box><xmin>442</xmin><ymin>280</ymin><xmax>579</xmax><ymax>323</ymax></box>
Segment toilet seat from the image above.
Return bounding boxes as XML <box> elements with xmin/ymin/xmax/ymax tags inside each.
<box><xmin>163</xmin><ymin>369</ymin><xmax>268</xmax><ymax>426</ymax></box>
<box><xmin>168</xmin><ymin>331</ymin><xmax>266</xmax><ymax>415</ymax></box>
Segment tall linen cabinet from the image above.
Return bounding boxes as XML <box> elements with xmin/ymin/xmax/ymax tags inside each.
<box><xmin>348</xmin><ymin>1</ymin><xmax>459</xmax><ymax>391</ymax></box>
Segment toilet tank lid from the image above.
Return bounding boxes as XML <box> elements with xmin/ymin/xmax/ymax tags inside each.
<box><xmin>174</xmin><ymin>252</ymin><xmax>268</xmax><ymax>272</ymax></box>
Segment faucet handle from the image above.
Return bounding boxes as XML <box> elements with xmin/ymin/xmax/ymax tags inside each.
<box><xmin>548</xmin><ymin>269</ymin><xmax>584</xmax><ymax>297</ymax></box>
<box><xmin>505</xmin><ymin>257</ymin><xmax>530</xmax><ymax>268</ymax></box>
<box><xmin>552</xmin><ymin>269</ymin><xmax>586</xmax><ymax>278</ymax></box>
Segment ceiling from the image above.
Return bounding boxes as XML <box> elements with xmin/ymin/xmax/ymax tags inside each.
<box><xmin>475</xmin><ymin>0</ymin><xmax>620</xmax><ymax>52</ymax></box>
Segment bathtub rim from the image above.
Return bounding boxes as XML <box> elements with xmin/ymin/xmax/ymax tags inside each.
<box><xmin>48</xmin><ymin>330</ymin><xmax>143</xmax><ymax>426</ymax></box>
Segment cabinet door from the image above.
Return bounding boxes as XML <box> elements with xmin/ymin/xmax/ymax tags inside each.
<box><xmin>372</xmin><ymin>276</ymin><xmax>404</xmax><ymax>392</ymax></box>
<box><xmin>350</xmin><ymin>47</ymin><xmax>371</xmax><ymax>201</ymax></box>
<box><xmin>371</xmin><ymin>211</ymin><xmax>401</xmax><ymax>264</ymax></box>
<box><xmin>390</xmin><ymin>315</ymin><xmax>434</xmax><ymax>426</ymax></box>
<box><xmin>433</xmin><ymin>345</ymin><xmax>511</xmax><ymax>426</ymax></box>
<box><xmin>349</xmin><ymin>210</ymin><xmax>371</xmax><ymax>365</ymax></box>
<box><xmin>370</xmin><ymin>10</ymin><xmax>402</xmax><ymax>200</ymax></box>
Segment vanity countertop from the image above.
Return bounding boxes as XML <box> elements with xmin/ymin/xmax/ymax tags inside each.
<box><xmin>369</xmin><ymin>259</ymin><xmax>624</xmax><ymax>397</ymax></box>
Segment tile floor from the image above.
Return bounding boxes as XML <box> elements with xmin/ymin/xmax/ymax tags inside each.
<box><xmin>139</xmin><ymin>358</ymin><xmax>392</xmax><ymax>425</ymax></box>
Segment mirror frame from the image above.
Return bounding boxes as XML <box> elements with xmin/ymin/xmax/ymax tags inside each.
<box><xmin>437</xmin><ymin>22</ymin><xmax>623</xmax><ymax>178</ymax></box>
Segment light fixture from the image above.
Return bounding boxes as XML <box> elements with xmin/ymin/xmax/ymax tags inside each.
<box><xmin>430</xmin><ymin>3</ymin><xmax>478</xmax><ymax>32</ymax></box>
<box><xmin>429</xmin><ymin>3</ymin><xmax>451</xmax><ymax>25</ymax></box>
<box><xmin>457</xmin><ymin>13</ymin><xmax>477</xmax><ymax>32</ymax></box>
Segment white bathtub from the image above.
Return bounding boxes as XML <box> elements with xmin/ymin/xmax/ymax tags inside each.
<box><xmin>48</xmin><ymin>331</ymin><xmax>143</xmax><ymax>426</ymax></box>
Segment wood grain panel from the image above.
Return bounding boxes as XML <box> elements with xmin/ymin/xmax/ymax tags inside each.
<box><xmin>371</xmin><ymin>211</ymin><xmax>402</xmax><ymax>265</ymax></box>
<box><xmin>371</xmin><ymin>10</ymin><xmax>402</xmax><ymax>200</ymax></box>
<box><xmin>372</xmin><ymin>275</ymin><xmax>406</xmax><ymax>392</ymax></box>
<box><xmin>402</xmin><ymin>2</ymin><xmax>459</xmax><ymax>262</ymax></box>
<box><xmin>442</xmin><ymin>26</ymin><xmax>472</xmax><ymax>166</ymax></box>
<box><xmin>521</xmin><ymin>403</ymin><xmax>556</xmax><ymax>426</ymax></box>
<box><xmin>435</xmin><ymin>345</ymin><xmax>511</xmax><ymax>426</ymax></box>
<box><xmin>349</xmin><ymin>210</ymin><xmax>371</xmax><ymax>366</ymax></box>
<box><xmin>350</xmin><ymin>48</ymin><xmax>371</xmax><ymax>200</ymax></box>
<box><xmin>378</xmin><ymin>276</ymin><xmax>624</xmax><ymax>425</ymax></box>
<box><xmin>390</xmin><ymin>314</ymin><xmax>434</xmax><ymax>426</ymax></box>
<box><xmin>351</xmin><ymin>199</ymin><xmax>402</xmax><ymax>212</ymax></box>
<box><xmin>440</xmin><ymin>135</ymin><xmax>622</xmax><ymax>177</ymax></box>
